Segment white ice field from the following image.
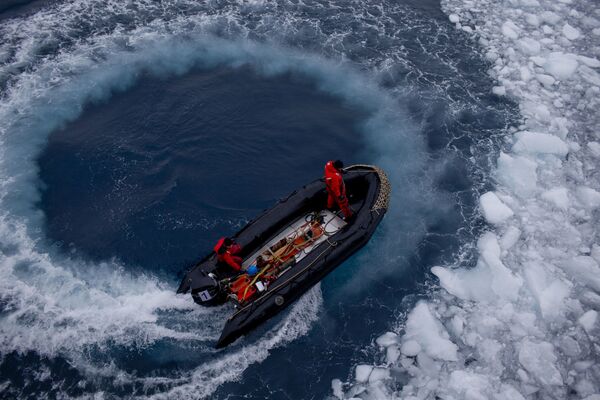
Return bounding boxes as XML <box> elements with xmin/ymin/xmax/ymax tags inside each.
<box><xmin>336</xmin><ymin>0</ymin><xmax>600</xmax><ymax>399</ymax></box>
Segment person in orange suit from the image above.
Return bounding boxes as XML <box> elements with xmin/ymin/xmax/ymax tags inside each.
<box><xmin>324</xmin><ymin>160</ymin><xmax>353</xmax><ymax>219</ymax></box>
<box><xmin>214</xmin><ymin>237</ymin><xmax>243</xmax><ymax>271</ymax></box>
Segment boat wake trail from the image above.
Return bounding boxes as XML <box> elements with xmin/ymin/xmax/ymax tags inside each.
<box><xmin>0</xmin><ymin>0</ymin><xmax>512</xmax><ymax>397</ymax></box>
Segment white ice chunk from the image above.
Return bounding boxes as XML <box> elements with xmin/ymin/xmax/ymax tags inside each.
<box><xmin>517</xmin><ymin>38</ymin><xmax>541</xmax><ymax>55</ymax></box>
<box><xmin>480</xmin><ymin>192</ymin><xmax>514</xmax><ymax>224</ymax></box>
<box><xmin>400</xmin><ymin>340</ymin><xmax>421</xmax><ymax>357</ymax></box>
<box><xmin>541</xmin><ymin>187</ymin><xmax>570</xmax><ymax>210</ymax></box>
<box><xmin>497</xmin><ymin>152</ymin><xmax>538</xmax><ymax>197</ymax></box>
<box><xmin>578</xmin><ymin>310</ymin><xmax>597</xmax><ymax>333</ymax></box>
<box><xmin>448</xmin><ymin>371</ymin><xmax>491</xmax><ymax>400</ymax></box>
<box><xmin>579</xmin><ymin>65</ymin><xmax>600</xmax><ymax>86</ymax></box>
<box><xmin>520</xmin><ymin>0</ymin><xmax>540</xmax><ymax>7</ymax></box>
<box><xmin>495</xmin><ymin>384</ymin><xmax>527</xmax><ymax>400</ymax></box>
<box><xmin>449</xmin><ymin>14</ymin><xmax>460</xmax><ymax>23</ymax></box>
<box><xmin>541</xmin><ymin>11</ymin><xmax>561</xmax><ymax>25</ymax></box>
<box><xmin>355</xmin><ymin>365</ymin><xmax>373</xmax><ymax>383</ymax></box>
<box><xmin>578</xmin><ymin>56</ymin><xmax>600</xmax><ymax>68</ymax></box>
<box><xmin>433</xmin><ymin>233</ymin><xmax>522</xmax><ymax>302</ymax></box>
<box><xmin>386</xmin><ymin>345</ymin><xmax>400</xmax><ymax>364</ymax></box>
<box><xmin>536</xmin><ymin>73</ymin><xmax>555</xmax><ymax>87</ymax></box>
<box><xmin>576</xmin><ymin>186</ymin><xmax>600</xmax><ymax>209</ymax></box>
<box><xmin>500</xmin><ymin>226</ymin><xmax>521</xmax><ymax>250</ymax></box>
<box><xmin>331</xmin><ymin>379</ymin><xmax>343</xmax><ymax>399</ymax></box>
<box><xmin>525</xmin><ymin>14</ymin><xmax>540</xmax><ymax>26</ymax></box>
<box><xmin>524</xmin><ymin>261</ymin><xmax>570</xmax><ymax>319</ymax></box>
<box><xmin>562</xmin><ymin>23</ymin><xmax>580</xmax><ymax>40</ymax></box>
<box><xmin>513</xmin><ymin>131</ymin><xmax>569</xmax><ymax>156</ymax></box>
<box><xmin>588</xmin><ymin>142</ymin><xmax>600</xmax><ymax>158</ymax></box>
<box><xmin>403</xmin><ymin>302</ymin><xmax>458</xmax><ymax>361</ymax></box>
<box><xmin>368</xmin><ymin>367</ymin><xmax>390</xmax><ymax>383</ymax></box>
<box><xmin>563</xmin><ymin>256</ymin><xmax>600</xmax><ymax>292</ymax></box>
<box><xmin>492</xmin><ymin>86</ymin><xmax>506</xmax><ymax>96</ymax></box>
<box><xmin>502</xmin><ymin>21</ymin><xmax>520</xmax><ymax>39</ymax></box>
<box><xmin>543</xmin><ymin>52</ymin><xmax>579</xmax><ymax>80</ymax></box>
<box><xmin>518</xmin><ymin>340</ymin><xmax>563</xmax><ymax>386</ymax></box>
<box><xmin>376</xmin><ymin>332</ymin><xmax>399</xmax><ymax>348</ymax></box>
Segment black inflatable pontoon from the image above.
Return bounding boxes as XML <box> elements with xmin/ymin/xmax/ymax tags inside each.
<box><xmin>177</xmin><ymin>164</ymin><xmax>390</xmax><ymax>348</ymax></box>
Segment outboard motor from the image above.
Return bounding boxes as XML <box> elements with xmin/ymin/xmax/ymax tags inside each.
<box><xmin>191</xmin><ymin>273</ymin><xmax>225</xmax><ymax>306</ymax></box>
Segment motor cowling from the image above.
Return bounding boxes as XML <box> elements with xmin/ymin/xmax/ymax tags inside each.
<box><xmin>191</xmin><ymin>273</ymin><xmax>225</xmax><ymax>306</ymax></box>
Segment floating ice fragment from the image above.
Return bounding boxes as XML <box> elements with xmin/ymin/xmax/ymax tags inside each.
<box><xmin>536</xmin><ymin>73</ymin><xmax>555</xmax><ymax>87</ymax></box>
<box><xmin>497</xmin><ymin>153</ymin><xmax>538</xmax><ymax>197</ymax></box>
<box><xmin>492</xmin><ymin>86</ymin><xmax>506</xmax><ymax>96</ymax></box>
<box><xmin>375</xmin><ymin>332</ymin><xmax>399</xmax><ymax>347</ymax></box>
<box><xmin>480</xmin><ymin>191</ymin><xmax>514</xmax><ymax>224</ymax></box>
<box><xmin>578</xmin><ymin>65</ymin><xmax>600</xmax><ymax>86</ymax></box>
<box><xmin>578</xmin><ymin>56</ymin><xmax>600</xmax><ymax>68</ymax></box>
<box><xmin>449</xmin><ymin>14</ymin><xmax>460</xmax><ymax>23</ymax></box>
<box><xmin>403</xmin><ymin>302</ymin><xmax>458</xmax><ymax>361</ymax></box>
<box><xmin>517</xmin><ymin>37</ymin><xmax>541</xmax><ymax>55</ymax></box>
<box><xmin>386</xmin><ymin>345</ymin><xmax>400</xmax><ymax>364</ymax></box>
<box><xmin>355</xmin><ymin>365</ymin><xmax>372</xmax><ymax>383</ymax></box>
<box><xmin>563</xmin><ymin>256</ymin><xmax>600</xmax><ymax>292</ymax></box>
<box><xmin>575</xmin><ymin>186</ymin><xmax>600</xmax><ymax>209</ymax></box>
<box><xmin>502</xmin><ymin>21</ymin><xmax>519</xmax><ymax>39</ymax></box>
<box><xmin>448</xmin><ymin>371</ymin><xmax>491</xmax><ymax>400</ymax></box>
<box><xmin>520</xmin><ymin>0</ymin><xmax>540</xmax><ymax>7</ymax></box>
<box><xmin>400</xmin><ymin>340</ymin><xmax>421</xmax><ymax>357</ymax></box>
<box><xmin>541</xmin><ymin>187</ymin><xmax>569</xmax><ymax>210</ymax></box>
<box><xmin>331</xmin><ymin>379</ymin><xmax>343</xmax><ymax>399</ymax></box>
<box><xmin>562</xmin><ymin>23</ymin><xmax>580</xmax><ymax>40</ymax></box>
<box><xmin>579</xmin><ymin>310</ymin><xmax>597</xmax><ymax>333</ymax></box>
<box><xmin>525</xmin><ymin>14</ymin><xmax>540</xmax><ymax>26</ymax></box>
<box><xmin>518</xmin><ymin>340</ymin><xmax>563</xmax><ymax>386</ymax></box>
<box><xmin>543</xmin><ymin>52</ymin><xmax>579</xmax><ymax>80</ymax></box>
<box><xmin>368</xmin><ymin>367</ymin><xmax>390</xmax><ymax>383</ymax></box>
<box><xmin>513</xmin><ymin>131</ymin><xmax>569</xmax><ymax>156</ymax></box>
<box><xmin>589</xmin><ymin>142</ymin><xmax>600</xmax><ymax>158</ymax></box>
<box><xmin>524</xmin><ymin>261</ymin><xmax>570</xmax><ymax>319</ymax></box>
<box><xmin>541</xmin><ymin>11</ymin><xmax>561</xmax><ymax>25</ymax></box>
<box><xmin>500</xmin><ymin>226</ymin><xmax>521</xmax><ymax>250</ymax></box>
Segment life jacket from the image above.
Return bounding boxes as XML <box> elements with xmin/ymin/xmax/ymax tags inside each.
<box><xmin>214</xmin><ymin>237</ymin><xmax>226</xmax><ymax>254</ymax></box>
<box><xmin>324</xmin><ymin>161</ymin><xmax>346</xmax><ymax>198</ymax></box>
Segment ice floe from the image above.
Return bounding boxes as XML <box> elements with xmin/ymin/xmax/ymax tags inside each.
<box><xmin>336</xmin><ymin>0</ymin><xmax>600</xmax><ymax>397</ymax></box>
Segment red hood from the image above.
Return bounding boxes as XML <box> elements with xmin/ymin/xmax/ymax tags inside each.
<box><xmin>324</xmin><ymin>161</ymin><xmax>339</xmax><ymax>176</ymax></box>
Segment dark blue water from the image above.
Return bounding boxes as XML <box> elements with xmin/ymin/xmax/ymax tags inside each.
<box><xmin>38</xmin><ymin>66</ymin><xmax>365</xmax><ymax>274</ymax></box>
<box><xmin>0</xmin><ymin>0</ymin><xmax>517</xmax><ymax>398</ymax></box>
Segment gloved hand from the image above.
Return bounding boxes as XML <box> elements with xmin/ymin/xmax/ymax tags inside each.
<box><xmin>247</xmin><ymin>265</ymin><xmax>259</xmax><ymax>276</ymax></box>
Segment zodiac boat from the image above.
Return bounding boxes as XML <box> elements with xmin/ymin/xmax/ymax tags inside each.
<box><xmin>176</xmin><ymin>164</ymin><xmax>390</xmax><ymax>348</ymax></box>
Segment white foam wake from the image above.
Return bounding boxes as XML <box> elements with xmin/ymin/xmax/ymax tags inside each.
<box><xmin>0</xmin><ymin>6</ymin><xmax>425</xmax><ymax>393</ymax></box>
<box><xmin>337</xmin><ymin>0</ymin><xmax>600</xmax><ymax>399</ymax></box>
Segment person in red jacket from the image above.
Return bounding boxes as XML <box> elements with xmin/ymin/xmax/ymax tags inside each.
<box><xmin>214</xmin><ymin>237</ymin><xmax>243</xmax><ymax>271</ymax></box>
<box><xmin>324</xmin><ymin>160</ymin><xmax>353</xmax><ymax>219</ymax></box>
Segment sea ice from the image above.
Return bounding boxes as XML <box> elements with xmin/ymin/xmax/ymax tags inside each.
<box><xmin>400</xmin><ymin>340</ymin><xmax>421</xmax><ymax>357</ymax></box>
<box><xmin>563</xmin><ymin>256</ymin><xmax>600</xmax><ymax>292</ymax></box>
<box><xmin>562</xmin><ymin>23</ymin><xmax>580</xmax><ymax>40</ymax></box>
<box><xmin>541</xmin><ymin>187</ymin><xmax>570</xmax><ymax>210</ymax></box>
<box><xmin>513</xmin><ymin>131</ymin><xmax>569</xmax><ymax>155</ymax></box>
<box><xmin>517</xmin><ymin>38</ymin><xmax>540</xmax><ymax>55</ymax></box>
<box><xmin>375</xmin><ymin>332</ymin><xmax>399</xmax><ymax>348</ymax></box>
<box><xmin>502</xmin><ymin>21</ymin><xmax>519</xmax><ymax>40</ymax></box>
<box><xmin>496</xmin><ymin>153</ymin><xmax>538</xmax><ymax>197</ymax></box>
<box><xmin>543</xmin><ymin>52</ymin><xmax>579</xmax><ymax>80</ymax></box>
<box><xmin>578</xmin><ymin>310</ymin><xmax>597</xmax><ymax>334</ymax></box>
<box><xmin>355</xmin><ymin>365</ymin><xmax>373</xmax><ymax>383</ymax></box>
<box><xmin>403</xmin><ymin>302</ymin><xmax>458</xmax><ymax>361</ymax></box>
<box><xmin>518</xmin><ymin>340</ymin><xmax>563</xmax><ymax>386</ymax></box>
<box><xmin>449</xmin><ymin>14</ymin><xmax>460</xmax><ymax>23</ymax></box>
<box><xmin>492</xmin><ymin>86</ymin><xmax>506</xmax><ymax>96</ymax></box>
<box><xmin>575</xmin><ymin>186</ymin><xmax>600</xmax><ymax>209</ymax></box>
<box><xmin>479</xmin><ymin>192</ymin><xmax>513</xmax><ymax>224</ymax></box>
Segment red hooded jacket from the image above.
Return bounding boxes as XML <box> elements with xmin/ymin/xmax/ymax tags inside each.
<box><xmin>324</xmin><ymin>161</ymin><xmax>346</xmax><ymax>199</ymax></box>
<box><xmin>214</xmin><ymin>238</ymin><xmax>243</xmax><ymax>271</ymax></box>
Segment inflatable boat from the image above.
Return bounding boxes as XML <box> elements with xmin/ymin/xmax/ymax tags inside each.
<box><xmin>177</xmin><ymin>164</ymin><xmax>390</xmax><ymax>348</ymax></box>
